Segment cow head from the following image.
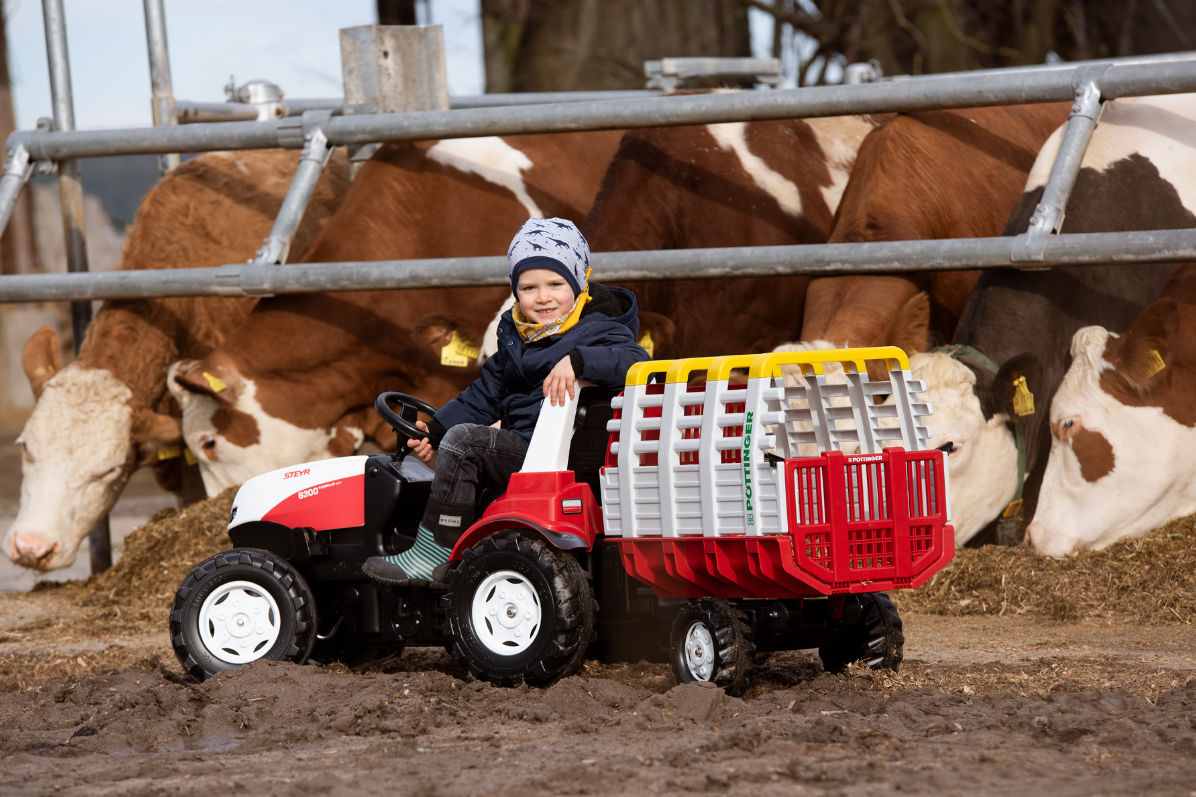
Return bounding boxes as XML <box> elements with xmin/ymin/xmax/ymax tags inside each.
<box><xmin>168</xmin><ymin>358</ymin><xmax>342</xmax><ymax>496</ymax></box>
<box><xmin>7</xmin><ymin>327</ymin><xmax>183</xmax><ymax>571</ymax></box>
<box><xmin>907</xmin><ymin>351</ymin><xmax>1040</xmax><ymax>545</ymax></box>
<box><xmin>170</xmin><ymin>315</ymin><xmax>483</xmax><ymax>496</ymax></box>
<box><xmin>1027</xmin><ymin>318</ymin><xmax>1196</xmax><ymax>556</ymax></box>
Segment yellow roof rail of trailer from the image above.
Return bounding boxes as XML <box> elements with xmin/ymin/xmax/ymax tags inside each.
<box><xmin>709</xmin><ymin>354</ymin><xmax>763</xmax><ymax>381</ymax></box>
<box><xmin>665</xmin><ymin>356</ymin><xmax>719</xmax><ymax>384</ymax></box>
<box><xmin>626</xmin><ymin>359</ymin><xmax>678</xmax><ymax>386</ymax></box>
<box><xmin>748</xmin><ymin>346</ymin><xmax>910</xmax><ymax>379</ymax></box>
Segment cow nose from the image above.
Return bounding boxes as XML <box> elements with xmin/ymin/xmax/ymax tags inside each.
<box><xmin>10</xmin><ymin>533</ymin><xmax>60</xmax><ymax>570</ymax></box>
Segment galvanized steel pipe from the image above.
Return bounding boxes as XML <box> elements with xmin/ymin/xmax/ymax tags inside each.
<box><xmin>1</xmin><ymin>230</ymin><xmax>1193</xmax><ymax>303</ymax></box>
<box><xmin>250</xmin><ymin>112</ymin><xmax>334</xmax><ymax>268</ymax></box>
<box><xmin>43</xmin><ymin>0</ymin><xmax>111</xmax><ymax>574</ymax></box>
<box><xmin>12</xmin><ymin>57</ymin><xmax>1196</xmax><ymax>161</ymax></box>
<box><xmin>142</xmin><ymin>0</ymin><xmax>180</xmax><ymax>173</ymax></box>
<box><xmin>0</xmin><ymin>145</ymin><xmax>33</xmax><ymax>237</ymax></box>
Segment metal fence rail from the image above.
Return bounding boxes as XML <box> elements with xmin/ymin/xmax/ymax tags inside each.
<box><xmin>8</xmin><ymin>58</ymin><xmax>1196</xmax><ymax>161</ymax></box>
<box><xmin>2</xmin><ymin>229</ymin><xmax>1192</xmax><ymax>303</ymax></box>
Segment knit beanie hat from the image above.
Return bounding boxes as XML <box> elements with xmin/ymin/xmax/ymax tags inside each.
<box><xmin>507</xmin><ymin>218</ymin><xmax>591</xmax><ymax>297</ymax></box>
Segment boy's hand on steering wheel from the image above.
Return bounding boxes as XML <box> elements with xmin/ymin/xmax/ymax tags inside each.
<box><xmin>407</xmin><ymin>420</ymin><xmax>434</xmax><ymax>462</ymax></box>
<box><xmin>544</xmin><ymin>356</ymin><xmax>576</xmax><ymax>407</ymax></box>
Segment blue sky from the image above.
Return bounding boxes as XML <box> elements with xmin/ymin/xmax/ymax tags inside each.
<box><xmin>5</xmin><ymin>0</ymin><xmax>487</xmax><ymax>130</ymax></box>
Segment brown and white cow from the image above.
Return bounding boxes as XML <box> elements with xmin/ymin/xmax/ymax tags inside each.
<box><xmin>170</xmin><ymin>132</ymin><xmax>625</xmax><ymax>495</ymax></box>
<box><xmin>1026</xmin><ymin>98</ymin><xmax>1196</xmax><ymax>555</ymax></box>
<box><xmin>1026</xmin><ymin>266</ymin><xmax>1196</xmax><ymax>555</ymax></box>
<box><xmin>8</xmin><ymin>149</ymin><xmax>351</xmax><ymax>570</ymax></box>
<box><xmin>918</xmin><ymin>93</ymin><xmax>1195</xmax><ymax>547</ymax></box>
<box><xmin>800</xmin><ymin>103</ymin><xmax>1070</xmax><ymax>356</ymax></box>
<box><xmin>583</xmin><ymin>110</ymin><xmax>880</xmax><ymax>356</ymax></box>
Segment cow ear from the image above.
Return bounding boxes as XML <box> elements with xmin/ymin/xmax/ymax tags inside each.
<box><xmin>414</xmin><ymin>313</ymin><xmax>483</xmax><ymax>366</ymax></box>
<box><xmin>132</xmin><ymin>408</ymin><xmax>182</xmax><ymax>446</ymax></box>
<box><xmin>1108</xmin><ymin>297</ymin><xmax>1178</xmax><ymax>395</ymax></box>
<box><xmin>22</xmin><ymin>326</ymin><xmax>62</xmax><ymax>401</ymax></box>
<box><xmin>169</xmin><ymin>360</ymin><xmax>238</xmax><ymax>405</ymax></box>
<box><xmin>636</xmin><ymin>311</ymin><xmax>676</xmax><ymax>359</ymax></box>
<box><xmin>991</xmin><ymin>353</ymin><xmax>1043</xmax><ymax>422</ymax></box>
<box><xmin>884</xmin><ymin>292</ymin><xmax>931</xmax><ymax>356</ymax></box>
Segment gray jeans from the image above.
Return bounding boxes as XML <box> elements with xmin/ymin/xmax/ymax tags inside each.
<box><xmin>424</xmin><ymin>423</ymin><xmax>528</xmax><ymax>548</ymax></box>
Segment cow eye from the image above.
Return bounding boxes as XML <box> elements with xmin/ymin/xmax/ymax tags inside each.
<box><xmin>201</xmin><ymin>437</ymin><xmax>216</xmax><ymax>450</ymax></box>
<box><xmin>1061</xmin><ymin>417</ymin><xmax>1075</xmax><ymax>429</ymax></box>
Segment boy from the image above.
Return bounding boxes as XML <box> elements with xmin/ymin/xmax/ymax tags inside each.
<box><xmin>363</xmin><ymin>218</ymin><xmax>649</xmax><ymax>587</ymax></box>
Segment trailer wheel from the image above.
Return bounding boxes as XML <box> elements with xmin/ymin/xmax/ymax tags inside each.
<box><xmin>818</xmin><ymin>592</ymin><xmax>904</xmax><ymax>674</ymax></box>
<box><xmin>170</xmin><ymin>548</ymin><xmax>317</xmax><ymax>682</ymax></box>
<box><xmin>446</xmin><ymin>533</ymin><xmax>594</xmax><ymax>687</ymax></box>
<box><xmin>669</xmin><ymin>598</ymin><xmax>754</xmax><ymax>695</ymax></box>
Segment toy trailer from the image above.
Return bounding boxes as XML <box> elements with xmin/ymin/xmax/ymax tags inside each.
<box><xmin>170</xmin><ymin>346</ymin><xmax>953</xmax><ymax>693</ymax></box>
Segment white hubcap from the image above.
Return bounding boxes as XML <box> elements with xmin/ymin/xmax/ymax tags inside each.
<box><xmin>198</xmin><ymin>580</ymin><xmax>283</xmax><ymax>665</ymax></box>
<box><xmin>471</xmin><ymin>570</ymin><xmax>541</xmax><ymax>655</ymax></box>
<box><xmin>684</xmin><ymin>621</ymin><xmax>715</xmax><ymax>681</ymax></box>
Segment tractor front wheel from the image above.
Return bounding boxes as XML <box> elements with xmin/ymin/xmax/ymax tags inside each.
<box><xmin>170</xmin><ymin>548</ymin><xmax>317</xmax><ymax>682</ymax></box>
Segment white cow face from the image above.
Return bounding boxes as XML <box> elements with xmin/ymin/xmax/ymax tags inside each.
<box><xmin>7</xmin><ymin>367</ymin><xmax>136</xmax><ymax>570</ymax></box>
<box><xmin>168</xmin><ymin>361</ymin><xmax>344</xmax><ymax>496</ymax></box>
<box><xmin>1027</xmin><ymin>326</ymin><xmax>1196</xmax><ymax>557</ymax></box>
<box><xmin>907</xmin><ymin>353</ymin><xmax>1020</xmax><ymax>546</ymax></box>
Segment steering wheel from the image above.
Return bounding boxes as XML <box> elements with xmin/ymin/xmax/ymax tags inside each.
<box><xmin>375</xmin><ymin>392</ymin><xmax>441</xmax><ymax>457</ymax></box>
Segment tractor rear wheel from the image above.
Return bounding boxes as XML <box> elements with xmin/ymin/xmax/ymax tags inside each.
<box><xmin>669</xmin><ymin>598</ymin><xmax>754</xmax><ymax>695</ymax></box>
<box><xmin>446</xmin><ymin>533</ymin><xmax>594</xmax><ymax>687</ymax></box>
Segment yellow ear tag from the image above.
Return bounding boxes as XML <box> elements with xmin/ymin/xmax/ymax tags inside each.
<box><xmin>1012</xmin><ymin>375</ymin><xmax>1035</xmax><ymax>417</ymax></box>
<box><xmin>638</xmin><ymin>330</ymin><xmax>654</xmax><ymax>358</ymax></box>
<box><xmin>46</xmin><ymin>365</ymin><xmax>55</xmax><ymax>374</ymax></box>
<box><xmin>202</xmin><ymin>372</ymin><xmax>228</xmax><ymax>393</ymax></box>
<box><xmin>156</xmin><ymin>444</ymin><xmax>182</xmax><ymax>461</ymax></box>
<box><xmin>440</xmin><ymin>331</ymin><xmax>480</xmax><ymax>368</ymax></box>
<box><xmin>184</xmin><ymin>448</ymin><xmax>198</xmax><ymax>466</ymax></box>
<box><xmin>1145</xmin><ymin>349</ymin><xmax>1166</xmax><ymax>377</ymax></box>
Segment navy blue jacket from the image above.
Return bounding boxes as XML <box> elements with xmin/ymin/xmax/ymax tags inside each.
<box><xmin>434</xmin><ymin>284</ymin><xmax>649</xmax><ymax>445</ymax></box>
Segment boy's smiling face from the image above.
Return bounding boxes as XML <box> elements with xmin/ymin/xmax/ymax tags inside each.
<box><xmin>516</xmin><ymin>268</ymin><xmax>576</xmax><ymax>324</ymax></box>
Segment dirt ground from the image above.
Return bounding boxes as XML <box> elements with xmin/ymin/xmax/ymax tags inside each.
<box><xmin>4</xmin><ymin>455</ymin><xmax>1196</xmax><ymax>794</ymax></box>
<box><xmin>3</xmin><ymin>585</ymin><xmax>1196</xmax><ymax>795</ymax></box>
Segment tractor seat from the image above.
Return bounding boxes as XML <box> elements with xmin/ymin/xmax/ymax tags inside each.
<box><xmin>474</xmin><ymin>386</ymin><xmax>617</xmax><ymax>516</ymax></box>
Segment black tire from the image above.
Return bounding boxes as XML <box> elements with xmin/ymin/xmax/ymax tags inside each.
<box><xmin>669</xmin><ymin>598</ymin><xmax>754</xmax><ymax>695</ymax></box>
<box><xmin>170</xmin><ymin>548</ymin><xmax>318</xmax><ymax>682</ymax></box>
<box><xmin>445</xmin><ymin>533</ymin><xmax>594</xmax><ymax>687</ymax></box>
<box><xmin>818</xmin><ymin>592</ymin><xmax>904</xmax><ymax>674</ymax></box>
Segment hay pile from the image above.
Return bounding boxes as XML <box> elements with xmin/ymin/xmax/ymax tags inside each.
<box><xmin>50</xmin><ymin>487</ymin><xmax>237</xmax><ymax>635</ymax></box>
<box><xmin>900</xmin><ymin>513</ymin><xmax>1196</xmax><ymax>623</ymax></box>
<box><xmin>31</xmin><ymin>489</ymin><xmax>1196</xmax><ymax>629</ymax></box>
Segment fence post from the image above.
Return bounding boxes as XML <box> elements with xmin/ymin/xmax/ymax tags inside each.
<box><xmin>1011</xmin><ymin>65</ymin><xmax>1107</xmax><ymax>264</ymax></box>
<box><xmin>42</xmin><ymin>0</ymin><xmax>111</xmax><ymax>574</ymax></box>
<box><xmin>339</xmin><ymin>24</ymin><xmax>450</xmax><ymax>178</ymax></box>
<box><xmin>142</xmin><ymin>0</ymin><xmax>179</xmax><ymax>176</ymax></box>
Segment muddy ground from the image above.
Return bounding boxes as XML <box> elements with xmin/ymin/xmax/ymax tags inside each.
<box><xmin>4</xmin><ymin>484</ymin><xmax>1196</xmax><ymax>794</ymax></box>
<box><xmin>3</xmin><ymin>591</ymin><xmax>1196</xmax><ymax>795</ymax></box>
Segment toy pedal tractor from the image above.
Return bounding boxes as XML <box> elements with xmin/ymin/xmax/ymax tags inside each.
<box><xmin>171</xmin><ymin>347</ymin><xmax>954</xmax><ymax>693</ymax></box>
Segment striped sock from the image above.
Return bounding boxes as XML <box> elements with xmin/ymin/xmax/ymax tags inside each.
<box><xmin>384</xmin><ymin>526</ymin><xmax>449</xmax><ymax>580</ymax></box>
